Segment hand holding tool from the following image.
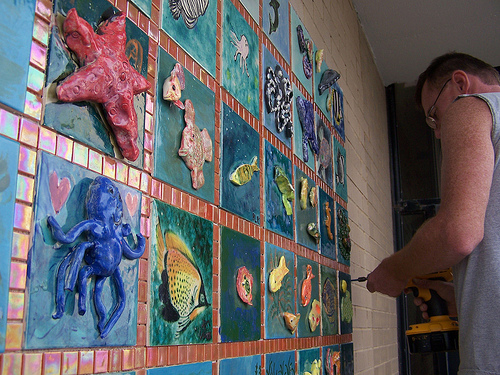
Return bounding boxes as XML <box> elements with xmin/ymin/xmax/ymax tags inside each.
<box><xmin>405</xmin><ymin>269</ymin><xmax>459</xmax><ymax>353</ymax></box>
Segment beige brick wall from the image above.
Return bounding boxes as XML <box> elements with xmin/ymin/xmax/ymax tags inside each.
<box><xmin>288</xmin><ymin>0</ymin><xmax>399</xmax><ymax>373</ymax></box>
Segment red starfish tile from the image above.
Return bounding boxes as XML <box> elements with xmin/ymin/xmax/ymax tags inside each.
<box><xmin>56</xmin><ymin>8</ymin><xmax>151</xmax><ymax>161</ymax></box>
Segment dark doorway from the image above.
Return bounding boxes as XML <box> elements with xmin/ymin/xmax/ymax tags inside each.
<box><xmin>386</xmin><ymin>83</ymin><xmax>459</xmax><ymax>375</ymax></box>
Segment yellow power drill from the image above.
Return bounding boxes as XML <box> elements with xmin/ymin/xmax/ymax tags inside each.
<box><xmin>405</xmin><ymin>269</ymin><xmax>459</xmax><ymax>353</ymax></box>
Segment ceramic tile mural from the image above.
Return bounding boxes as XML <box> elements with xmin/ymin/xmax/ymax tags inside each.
<box><xmin>341</xmin><ymin>342</ymin><xmax>354</xmax><ymax>375</ymax></box>
<box><xmin>149</xmin><ymin>200</ymin><xmax>213</xmax><ymax>345</ymax></box>
<box><xmin>0</xmin><ymin>0</ymin><xmax>354</xmax><ymax>372</ymax></box>
<box><xmin>294</xmin><ymin>166</ymin><xmax>318</xmax><ymax>251</ymax></box>
<box><xmin>44</xmin><ymin>0</ymin><xmax>149</xmax><ymax>168</ymax></box>
<box><xmin>220</xmin><ymin>355</ymin><xmax>261</xmax><ymax>375</ymax></box>
<box><xmin>266</xmin><ymin>351</ymin><xmax>295</xmax><ymax>375</ymax></box>
<box><xmin>339</xmin><ymin>271</ymin><xmax>353</xmax><ymax>334</ymax></box>
<box><xmin>319</xmin><ymin>188</ymin><xmax>336</xmax><ymax>260</ymax></box>
<box><xmin>220</xmin><ymin>103</ymin><xmax>261</xmax><ymax>224</ymax></box>
<box><xmin>321</xmin><ymin>265</ymin><xmax>339</xmax><ymax>336</ymax></box>
<box><xmin>154</xmin><ymin>47</ymin><xmax>215</xmax><ymax>203</ymax></box>
<box><xmin>25</xmin><ymin>152</ymin><xmax>142</xmax><ymax>349</ymax></box>
<box><xmin>314</xmin><ymin>59</ymin><xmax>333</xmax><ymax>119</ymax></box>
<box><xmin>336</xmin><ymin>203</ymin><xmax>351</xmax><ymax>266</ymax></box>
<box><xmin>262</xmin><ymin>0</ymin><xmax>290</xmax><ymax>63</ymax></box>
<box><xmin>262</xmin><ymin>45</ymin><xmax>293</xmax><ymax>148</ymax></box>
<box><xmin>220</xmin><ymin>227</ymin><xmax>261</xmax><ymax>342</ymax></box>
<box><xmin>222</xmin><ymin>0</ymin><xmax>260</xmax><ymax>118</ymax></box>
<box><xmin>265</xmin><ymin>243</ymin><xmax>295</xmax><ymax>339</ymax></box>
<box><xmin>296</xmin><ymin>257</ymin><xmax>320</xmax><ymax>338</ymax></box>
<box><xmin>161</xmin><ymin>0</ymin><xmax>217</xmax><ymax>76</ymax></box>
<box><xmin>317</xmin><ymin>115</ymin><xmax>334</xmax><ymax>187</ymax></box>
<box><xmin>148</xmin><ymin>362</ymin><xmax>212</xmax><ymax>375</ymax></box>
<box><xmin>323</xmin><ymin>344</ymin><xmax>341</xmax><ymax>375</ymax></box>
<box><xmin>265</xmin><ymin>140</ymin><xmax>294</xmax><ymax>239</ymax></box>
<box><xmin>239</xmin><ymin>0</ymin><xmax>259</xmax><ymax>22</ymax></box>
<box><xmin>130</xmin><ymin>0</ymin><xmax>151</xmax><ymax>17</ymax></box>
<box><xmin>0</xmin><ymin>0</ymin><xmax>36</xmax><ymax>113</ymax></box>
<box><xmin>332</xmin><ymin>82</ymin><xmax>345</xmax><ymax>140</ymax></box>
<box><xmin>293</xmin><ymin>85</ymin><xmax>315</xmax><ymax>170</ymax></box>
<box><xmin>0</xmin><ymin>136</ymin><xmax>19</xmax><ymax>353</ymax></box>
<box><xmin>298</xmin><ymin>347</ymin><xmax>322</xmax><ymax>375</ymax></box>
<box><xmin>295</xmin><ymin>97</ymin><xmax>319</xmax><ymax>168</ymax></box>
<box><xmin>334</xmin><ymin>137</ymin><xmax>348</xmax><ymax>202</ymax></box>
<box><xmin>290</xmin><ymin>6</ymin><xmax>313</xmax><ymax>96</ymax></box>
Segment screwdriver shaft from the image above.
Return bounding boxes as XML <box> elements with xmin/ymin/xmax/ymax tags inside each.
<box><xmin>352</xmin><ymin>276</ymin><xmax>367</xmax><ymax>282</ymax></box>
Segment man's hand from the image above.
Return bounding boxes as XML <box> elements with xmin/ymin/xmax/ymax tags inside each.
<box><xmin>409</xmin><ymin>278</ymin><xmax>457</xmax><ymax>319</ymax></box>
<box><xmin>366</xmin><ymin>258</ymin><xmax>409</xmax><ymax>297</ymax></box>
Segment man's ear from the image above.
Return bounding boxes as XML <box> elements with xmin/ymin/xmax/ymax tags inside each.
<box><xmin>451</xmin><ymin>70</ymin><xmax>470</xmax><ymax>94</ymax></box>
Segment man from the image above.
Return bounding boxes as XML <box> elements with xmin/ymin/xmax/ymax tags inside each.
<box><xmin>367</xmin><ymin>53</ymin><xmax>500</xmax><ymax>373</ymax></box>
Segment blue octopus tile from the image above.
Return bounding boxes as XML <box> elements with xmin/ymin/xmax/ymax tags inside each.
<box><xmin>332</xmin><ymin>82</ymin><xmax>345</xmax><ymax>140</ymax></box>
<box><xmin>339</xmin><ymin>271</ymin><xmax>353</xmax><ymax>335</ymax></box>
<box><xmin>318</xmin><ymin>188</ymin><xmax>336</xmax><ymax>260</ymax></box>
<box><xmin>292</xmin><ymin>85</ymin><xmax>315</xmax><ymax>170</ymax></box>
<box><xmin>161</xmin><ymin>0</ymin><xmax>216</xmax><ymax>77</ymax></box>
<box><xmin>262</xmin><ymin>45</ymin><xmax>293</xmax><ymax>148</ymax></box>
<box><xmin>220</xmin><ymin>355</ymin><xmax>262</xmax><ymax>375</ymax></box>
<box><xmin>222</xmin><ymin>0</ymin><xmax>260</xmax><ymax>119</ymax></box>
<box><xmin>290</xmin><ymin>6</ymin><xmax>313</xmax><ymax>96</ymax></box>
<box><xmin>334</xmin><ymin>137</ymin><xmax>347</xmax><ymax>202</ymax></box>
<box><xmin>298</xmin><ymin>348</ymin><xmax>322</xmax><ymax>375</ymax></box>
<box><xmin>296</xmin><ymin>257</ymin><xmax>319</xmax><ymax>338</ymax></box>
<box><xmin>130</xmin><ymin>0</ymin><xmax>151</xmax><ymax>17</ymax></box>
<box><xmin>149</xmin><ymin>199</ymin><xmax>213</xmax><ymax>345</ymax></box>
<box><xmin>44</xmin><ymin>0</ymin><xmax>148</xmax><ymax>168</ymax></box>
<box><xmin>323</xmin><ymin>344</ymin><xmax>341</xmax><ymax>375</ymax></box>
<box><xmin>25</xmin><ymin>152</ymin><xmax>143</xmax><ymax>349</ymax></box>
<box><xmin>317</xmin><ymin>115</ymin><xmax>334</xmax><ymax>187</ymax></box>
<box><xmin>262</xmin><ymin>0</ymin><xmax>290</xmax><ymax>63</ymax></box>
<box><xmin>264</xmin><ymin>243</ymin><xmax>295</xmax><ymax>339</ymax></box>
<box><xmin>0</xmin><ymin>136</ymin><xmax>20</xmax><ymax>353</ymax></box>
<box><xmin>154</xmin><ymin>48</ymin><xmax>215</xmax><ymax>203</ymax></box>
<box><xmin>294</xmin><ymin>166</ymin><xmax>318</xmax><ymax>251</ymax></box>
<box><xmin>148</xmin><ymin>362</ymin><xmax>212</xmax><ymax>375</ymax></box>
<box><xmin>321</xmin><ymin>265</ymin><xmax>339</xmax><ymax>336</ymax></box>
<box><xmin>219</xmin><ymin>226</ymin><xmax>261</xmax><ymax>342</ymax></box>
<box><xmin>341</xmin><ymin>342</ymin><xmax>354</xmax><ymax>375</ymax></box>
<box><xmin>266</xmin><ymin>351</ymin><xmax>295</xmax><ymax>375</ymax></box>
<box><xmin>336</xmin><ymin>203</ymin><xmax>351</xmax><ymax>266</ymax></box>
<box><xmin>220</xmin><ymin>103</ymin><xmax>260</xmax><ymax>224</ymax></box>
<box><xmin>264</xmin><ymin>140</ymin><xmax>294</xmax><ymax>239</ymax></box>
<box><xmin>0</xmin><ymin>0</ymin><xmax>36</xmax><ymax>113</ymax></box>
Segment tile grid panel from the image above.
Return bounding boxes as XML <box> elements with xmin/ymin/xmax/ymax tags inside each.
<box><xmin>0</xmin><ymin>0</ymin><xmax>351</xmax><ymax>373</ymax></box>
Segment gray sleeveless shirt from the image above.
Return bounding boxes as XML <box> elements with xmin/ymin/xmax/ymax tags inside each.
<box><xmin>453</xmin><ymin>93</ymin><xmax>500</xmax><ymax>374</ymax></box>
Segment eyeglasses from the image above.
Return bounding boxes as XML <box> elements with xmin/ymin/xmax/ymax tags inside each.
<box><xmin>426</xmin><ymin>78</ymin><xmax>451</xmax><ymax>129</ymax></box>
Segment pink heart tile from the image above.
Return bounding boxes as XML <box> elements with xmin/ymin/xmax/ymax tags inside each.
<box><xmin>125</xmin><ymin>192</ymin><xmax>138</xmax><ymax>217</ymax></box>
<box><xmin>49</xmin><ymin>171</ymin><xmax>71</xmax><ymax>214</ymax></box>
